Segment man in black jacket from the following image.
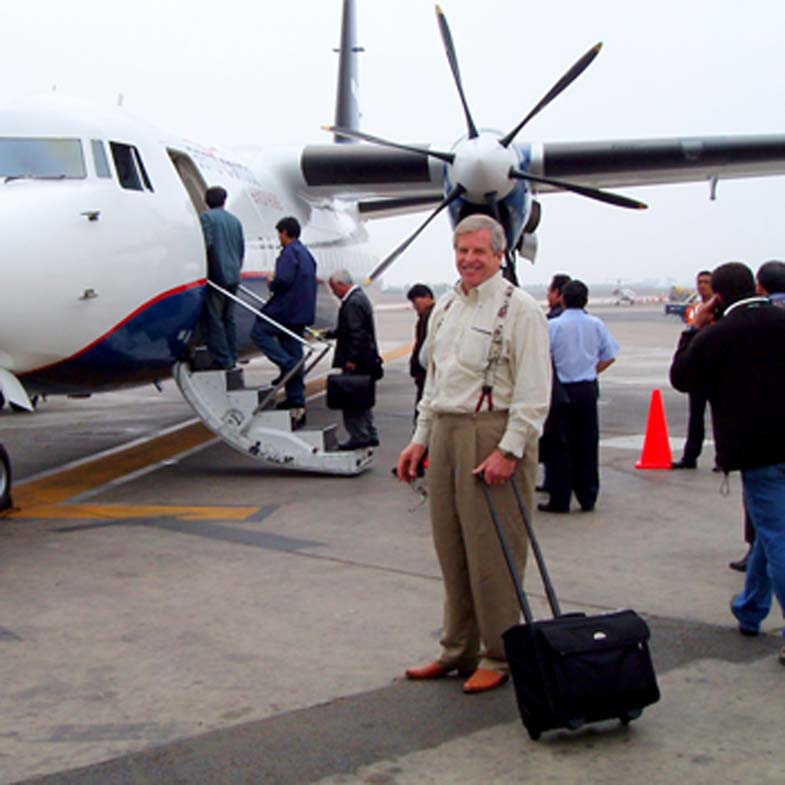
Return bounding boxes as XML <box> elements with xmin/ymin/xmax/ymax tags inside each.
<box><xmin>670</xmin><ymin>262</ymin><xmax>785</xmax><ymax>665</ymax></box>
<box><xmin>406</xmin><ymin>283</ymin><xmax>435</xmax><ymax>414</ymax></box>
<box><xmin>326</xmin><ymin>269</ymin><xmax>381</xmax><ymax>450</ymax></box>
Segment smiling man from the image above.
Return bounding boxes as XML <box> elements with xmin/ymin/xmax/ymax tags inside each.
<box><xmin>397</xmin><ymin>214</ymin><xmax>551</xmax><ymax>694</ymax></box>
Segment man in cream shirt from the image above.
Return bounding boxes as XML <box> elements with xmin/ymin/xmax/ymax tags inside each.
<box><xmin>397</xmin><ymin>215</ymin><xmax>551</xmax><ymax>694</ymax></box>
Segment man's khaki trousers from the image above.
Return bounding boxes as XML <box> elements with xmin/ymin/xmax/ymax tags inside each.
<box><xmin>428</xmin><ymin>411</ymin><xmax>537</xmax><ymax>673</ymax></box>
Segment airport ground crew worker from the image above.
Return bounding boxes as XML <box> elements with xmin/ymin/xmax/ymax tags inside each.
<box><xmin>199</xmin><ymin>186</ymin><xmax>245</xmax><ymax>369</ymax></box>
<box><xmin>539</xmin><ymin>280</ymin><xmax>618</xmax><ymax>514</ymax></box>
<box><xmin>672</xmin><ymin>270</ymin><xmax>715</xmax><ymax>470</ymax></box>
<box><xmin>251</xmin><ymin>216</ymin><xmax>317</xmax><ymax>428</ymax></box>
<box><xmin>397</xmin><ymin>215</ymin><xmax>551</xmax><ymax>694</ymax></box>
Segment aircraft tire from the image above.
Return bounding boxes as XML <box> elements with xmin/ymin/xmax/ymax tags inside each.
<box><xmin>0</xmin><ymin>444</ymin><xmax>11</xmax><ymax>512</ymax></box>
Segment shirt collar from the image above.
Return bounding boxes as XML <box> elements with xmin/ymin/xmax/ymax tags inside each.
<box><xmin>341</xmin><ymin>284</ymin><xmax>359</xmax><ymax>303</ymax></box>
<box><xmin>454</xmin><ymin>271</ymin><xmax>505</xmax><ymax>303</ymax></box>
<box><xmin>724</xmin><ymin>296</ymin><xmax>770</xmax><ymax>316</ymax></box>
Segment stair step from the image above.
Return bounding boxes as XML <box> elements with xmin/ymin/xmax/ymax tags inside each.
<box><xmin>173</xmin><ymin>362</ymin><xmax>373</xmax><ymax>476</ymax></box>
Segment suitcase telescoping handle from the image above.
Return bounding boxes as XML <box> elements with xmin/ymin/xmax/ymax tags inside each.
<box><xmin>479</xmin><ymin>476</ymin><xmax>563</xmax><ymax>620</ymax></box>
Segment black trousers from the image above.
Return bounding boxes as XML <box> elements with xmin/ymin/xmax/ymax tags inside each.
<box><xmin>547</xmin><ymin>380</ymin><xmax>600</xmax><ymax>511</ymax></box>
<box><xmin>682</xmin><ymin>389</ymin><xmax>709</xmax><ymax>463</ymax></box>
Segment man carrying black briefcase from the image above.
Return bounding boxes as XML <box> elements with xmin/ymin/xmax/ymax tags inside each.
<box><xmin>325</xmin><ymin>269</ymin><xmax>383</xmax><ymax>450</ymax></box>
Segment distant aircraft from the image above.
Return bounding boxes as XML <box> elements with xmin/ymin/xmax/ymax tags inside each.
<box><xmin>612</xmin><ymin>285</ymin><xmax>637</xmax><ymax>305</ymax></box>
<box><xmin>2</xmin><ymin>0</ymin><xmax>785</xmax><ymax>482</ymax></box>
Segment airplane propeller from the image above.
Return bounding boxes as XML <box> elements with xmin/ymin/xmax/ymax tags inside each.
<box><xmin>498</xmin><ymin>43</ymin><xmax>603</xmax><ymax>148</ymax></box>
<box><xmin>328</xmin><ymin>5</ymin><xmax>648</xmax><ymax>285</ymax></box>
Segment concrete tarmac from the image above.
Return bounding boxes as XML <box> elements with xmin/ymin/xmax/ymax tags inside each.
<box><xmin>0</xmin><ymin>303</ymin><xmax>783</xmax><ymax>784</ymax></box>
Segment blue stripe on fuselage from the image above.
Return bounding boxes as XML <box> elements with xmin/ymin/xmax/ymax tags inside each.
<box><xmin>20</xmin><ymin>276</ymin><xmax>338</xmax><ymax>395</ymax></box>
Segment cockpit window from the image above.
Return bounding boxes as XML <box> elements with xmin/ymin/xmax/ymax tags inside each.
<box><xmin>91</xmin><ymin>139</ymin><xmax>111</xmax><ymax>178</ymax></box>
<box><xmin>0</xmin><ymin>137</ymin><xmax>86</xmax><ymax>179</ymax></box>
<box><xmin>110</xmin><ymin>142</ymin><xmax>154</xmax><ymax>192</ymax></box>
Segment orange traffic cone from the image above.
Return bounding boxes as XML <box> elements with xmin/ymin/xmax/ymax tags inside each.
<box><xmin>636</xmin><ymin>389</ymin><xmax>672</xmax><ymax>469</ymax></box>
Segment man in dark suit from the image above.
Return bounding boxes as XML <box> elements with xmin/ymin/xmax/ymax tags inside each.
<box><xmin>326</xmin><ymin>269</ymin><xmax>381</xmax><ymax>450</ymax></box>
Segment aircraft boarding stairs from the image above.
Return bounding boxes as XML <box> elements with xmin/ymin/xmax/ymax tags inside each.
<box><xmin>173</xmin><ymin>283</ymin><xmax>374</xmax><ymax>476</ymax></box>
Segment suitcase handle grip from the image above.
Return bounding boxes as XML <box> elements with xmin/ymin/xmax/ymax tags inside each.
<box><xmin>479</xmin><ymin>476</ymin><xmax>563</xmax><ymax>619</ymax></box>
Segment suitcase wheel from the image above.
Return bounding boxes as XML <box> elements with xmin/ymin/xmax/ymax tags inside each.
<box><xmin>527</xmin><ymin>727</ymin><xmax>541</xmax><ymax>741</ymax></box>
<box><xmin>619</xmin><ymin>708</ymin><xmax>643</xmax><ymax>726</ymax></box>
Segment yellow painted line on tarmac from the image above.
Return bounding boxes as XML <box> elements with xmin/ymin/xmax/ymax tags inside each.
<box><xmin>17</xmin><ymin>503</ymin><xmax>259</xmax><ymax>522</ymax></box>
<box><xmin>9</xmin><ymin>343</ymin><xmax>413</xmax><ymax>522</ymax></box>
<box><xmin>12</xmin><ymin>422</ymin><xmax>214</xmax><ymax>512</ymax></box>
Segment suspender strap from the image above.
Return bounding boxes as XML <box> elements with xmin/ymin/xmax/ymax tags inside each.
<box><xmin>476</xmin><ymin>284</ymin><xmax>514</xmax><ymax>412</ymax></box>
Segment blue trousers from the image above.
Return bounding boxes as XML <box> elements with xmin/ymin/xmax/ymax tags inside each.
<box><xmin>250</xmin><ymin>319</ymin><xmax>306</xmax><ymax>407</ymax></box>
<box><xmin>731</xmin><ymin>462</ymin><xmax>785</xmax><ymax>638</ymax></box>
<box><xmin>204</xmin><ymin>286</ymin><xmax>238</xmax><ymax>368</ymax></box>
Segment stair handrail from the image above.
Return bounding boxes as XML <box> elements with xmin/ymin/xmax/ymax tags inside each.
<box><xmin>206</xmin><ymin>281</ymin><xmax>333</xmax><ymax>417</ymax></box>
<box><xmin>237</xmin><ymin>284</ymin><xmax>330</xmax><ymax>346</ymax></box>
<box><xmin>236</xmin><ymin>283</ymin><xmax>333</xmax><ymax>380</ymax></box>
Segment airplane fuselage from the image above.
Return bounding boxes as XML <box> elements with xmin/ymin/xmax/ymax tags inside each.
<box><xmin>0</xmin><ymin>95</ymin><xmax>376</xmax><ymax>395</ymax></box>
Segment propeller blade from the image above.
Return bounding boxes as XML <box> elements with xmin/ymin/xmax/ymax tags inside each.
<box><xmin>324</xmin><ymin>125</ymin><xmax>455</xmax><ymax>164</ymax></box>
<box><xmin>500</xmin><ymin>43</ymin><xmax>603</xmax><ymax>148</ymax></box>
<box><xmin>482</xmin><ymin>192</ymin><xmax>520</xmax><ymax>286</ymax></box>
<box><xmin>509</xmin><ymin>168</ymin><xmax>647</xmax><ymax>210</ymax></box>
<box><xmin>365</xmin><ymin>184</ymin><xmax>466</xmax><ymax>284</ymax></box>
<box><xmin>484</xmin><ymin>190</ymin><xmax>500</xmax><ymax>219</ymax></box>
<box><xmin>435</xmin><ymin>5</ymin><xmax>479</xmax><ymax>139</ymax></box>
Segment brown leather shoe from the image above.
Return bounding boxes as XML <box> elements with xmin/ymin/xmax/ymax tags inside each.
<box><xmin>405</xmin><ymin>661</ymin><xmax>453</xmax><ymax>680</ymax></box>
<box><xmin>463</xmin><ymin>668</ymin><xmax>509</xmax><ymax>694</ymax></box>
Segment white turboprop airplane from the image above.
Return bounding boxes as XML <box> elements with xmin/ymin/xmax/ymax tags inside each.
<box><xmin>2</xmin><ymin>0</ymin><xmax>785</xmax><ymax>491</ymax></box>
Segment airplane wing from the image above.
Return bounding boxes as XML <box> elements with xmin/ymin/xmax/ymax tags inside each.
<box><xmin>300</xmin><ymin>134</ymin><xmax>785</xmax><ymax>200</ymax></box>
<box><xmin>535</xmin><ymin>135</ymin><xmax>785</xmax><ymax>191</ymax></box>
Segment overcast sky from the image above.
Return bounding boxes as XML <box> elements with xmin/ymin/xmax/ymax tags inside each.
<box><xmin>2</xmin><ymin>0</ymin><xmax>785</xmax><ymax>288</ymax></box>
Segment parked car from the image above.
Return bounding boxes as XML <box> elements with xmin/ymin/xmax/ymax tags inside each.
<box><xmin>664</xmin><ymin>292</ymin><xmax>699</xmax><ymax>323</ymax></box>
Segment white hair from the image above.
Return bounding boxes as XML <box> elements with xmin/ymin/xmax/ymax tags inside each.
<box><xmin>453</xmin><ymin>215</ymin><xmax>507</xmax><ymax>254</ymax></box>
<box><xmin>330</xmin><ymin>268</ymin><xmax>354</xmax><ymax>285</ymax></box>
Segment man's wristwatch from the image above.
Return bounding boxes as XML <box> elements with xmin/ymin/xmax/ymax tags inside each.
<box><xmin>500</xmin><ymin>449</ymin><xmax>519</xmax><ymax>461</ymax></box>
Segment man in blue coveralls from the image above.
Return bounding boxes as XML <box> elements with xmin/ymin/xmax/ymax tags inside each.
<box><xmin>200</xmin><ymin>186</ymin><xmax>245</xmax><ymax>369</ymax></box>
<box><xmin>251</xmin><ymin>216</ymin><xmax>317</xmax><ymax>428</ymax></box>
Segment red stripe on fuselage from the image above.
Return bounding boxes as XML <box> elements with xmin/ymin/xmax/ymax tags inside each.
<box><xmin>23</xmin><ymin>279</ymin><xmax>208</xmax><ymax>375</ymax></box>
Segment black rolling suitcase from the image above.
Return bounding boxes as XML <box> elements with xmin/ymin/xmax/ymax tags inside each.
<box><xmin>480</xmin><ymin>478</ymin><xmax>660</xmax><ymax>741</ymax></box>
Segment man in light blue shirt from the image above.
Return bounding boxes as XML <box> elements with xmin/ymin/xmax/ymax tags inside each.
<box><xmin>539</xmin><ymin>280</ymin><xmax>619</xmax><ymax>513</ymax></box>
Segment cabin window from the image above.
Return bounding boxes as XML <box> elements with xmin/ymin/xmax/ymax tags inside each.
<box><xmin>0</xmin><ymin>137</ymin><xmax>86</xmax><ymax>179</ymax></box>
<box><xmin>110</xmin><ymin>142</ymin><xmax>154</xmax><ymax>192</ymax></box>
<box><xmin>90</xmin><ymin>139</ymin><xmax>111</xmax><ymax>178</ymax></box>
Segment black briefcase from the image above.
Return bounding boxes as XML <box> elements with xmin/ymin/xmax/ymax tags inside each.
<box><xmin>480</xmin><ymin>478</ymin><xmax>660</xmax><ymax>741</ymax></box>
<box><xmin>326</xmin><ymin>373</ymin><xmax>375</xmax><ymax>410</ymax></box>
